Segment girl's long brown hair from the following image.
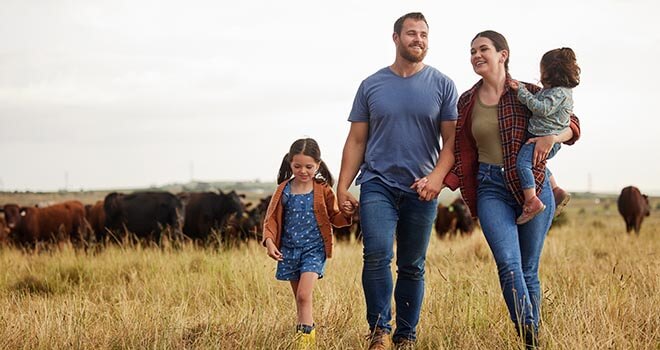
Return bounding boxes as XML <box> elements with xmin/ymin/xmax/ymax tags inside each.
<box><xmin>277</xmin><ymin>138</ymin><xmax>334</xmax><ymax>186</ymax></box>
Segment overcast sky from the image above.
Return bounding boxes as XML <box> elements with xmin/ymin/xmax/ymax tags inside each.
<box><xmin>1</xmin><ymin>0</ymin><xmax>658</xmax><ymax>194</ymax></box>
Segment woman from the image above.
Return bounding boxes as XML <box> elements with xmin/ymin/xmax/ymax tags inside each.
<box><xmin>442</xmin><ymin>30</ymin><xmax>581</xmax><ymax>348</ymax></box>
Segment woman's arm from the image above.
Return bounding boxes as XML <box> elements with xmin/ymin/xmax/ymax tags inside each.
<box><xmin>527</xmin><ymin>115</ymin><xmax>580</xmax><ymax>165</ymax></box>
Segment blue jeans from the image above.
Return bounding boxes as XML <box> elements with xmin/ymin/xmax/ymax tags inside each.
<box><xmin>517</xmin><ymin>141</ymin><xmax>560</xmax><ymax>190</ymax></box>
<box><xmin>359</xmin><ymin>178</ymin><xmax>437</xmax><ymax>342</ymax></box>
<box><xmin>476</xmin><ymin>163</ymin><xmax>554</xmax><ymax>329</ymax></box>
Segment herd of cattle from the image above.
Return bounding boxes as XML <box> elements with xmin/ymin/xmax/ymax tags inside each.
<box><xmin>0</xmin><ymin>191</ymin><xmax>266</xmax><ymax>249</ymax></box>
<box><xmin>0</xmin><ymin>185</ymin><xmax>652</xmax><ymax>250</ymax></box>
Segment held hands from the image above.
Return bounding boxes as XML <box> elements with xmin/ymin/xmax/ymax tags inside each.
<box><xmin>410</xmin><ymin>172</ymin><xmax>444</xmax><ymax>201</ymax></box>
<box><xmin>338</xmin><ymin>190</ymin><xmax>359</xmax><ymax>217</ymax></box>
<box><xmin>508</xmin><ymin>79</ymin><xmax>520</xmax><ymax>91</ymax></box>
<box><xmin>265</xmin><ymin>238</ymin><xmax>283</xmax><ymax>261</ymax></box>
<box><xmin>527</xmin><ymin>134</ymin><xmax>557</xmax><ymax>165</ymax></box>
<box><xmin>341</xmin><ymin>201</ymin><xmax>356</xmax><ymax>217</ymax></box>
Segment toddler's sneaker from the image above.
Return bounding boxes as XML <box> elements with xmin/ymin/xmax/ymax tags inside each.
<box><xmin>517</xmin><ymin>196</ymin><xmax>546</xmax><ymax>225</ymax></box>
<box><xmin>552</xmin><ymin>187</ymin><xmax>571</xmax><ymax>217</ymax></box>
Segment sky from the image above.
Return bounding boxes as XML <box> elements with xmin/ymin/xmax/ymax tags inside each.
<box><xmin>1</xmin><ymin>0</ymin><xmax>659</xmax><ymax>194</ymax></box>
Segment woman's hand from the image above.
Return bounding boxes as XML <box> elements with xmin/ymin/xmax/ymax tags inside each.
<box><xmin>265</xmin><ymin>238</ymin><xmax>283</xmax><ymax>261</ymax></box>
<box><xmin>411</xmin><ymin>173</ymin><xmax>444</xmax><ymax>201</ymax></box>
<box><xmin>527</xmin><ymin>134</ymin><xmax>556</xmax><ymax>165</ymax></box>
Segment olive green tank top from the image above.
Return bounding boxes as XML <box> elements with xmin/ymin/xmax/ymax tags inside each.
<box><xmin>471</xmin><ymin>97</ymin><xmax>504</xmax><ymax>165</ymax></box>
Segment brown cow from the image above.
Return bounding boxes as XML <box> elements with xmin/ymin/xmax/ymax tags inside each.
<box><xmin>85</xmin><ymin>200</ymin><xmax>107</xmax><ymax>243</ymax></box>
<box><xmin>0</xmin><ymin>200</ymin><xmax>87</xmax><ymax>249</ymax></box>
<box><xmin>435</xmin><ymin>197</ymin><xmax>475</xmax><ymax>238</ymax></box>
<box><xmin>0</xmin><ymin>215</ymin><xmax>9</xmax><ymax>245</ymax></box>
<box><xmin>617</xmin><ymin>186</ymin><xmax>650</xmax><ymax>234</ymax></box>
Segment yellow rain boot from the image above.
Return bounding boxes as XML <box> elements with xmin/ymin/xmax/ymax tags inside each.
<box><xmin>295</xmin><ymin>324</ymin><xmax>316</xmax><ymax>350</ymax></box>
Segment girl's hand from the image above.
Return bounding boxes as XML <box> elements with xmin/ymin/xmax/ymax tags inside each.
<box><xmin>527</xmin><ymin>134</ymin><xmax>556</xmax><ymax>165</ymax></box>
<box><xmin>265</xmin><ymin>239</ymin><xmax>283</xmax><ymax>261</ymax></box>
<box><xmin>508</xmin><ymin>79</ymin><xmax>520</xmax><ymax>90</ymax></box>
<box><xmin>338</xmin><ymin>190</ymin><xmax>358</xmax><ymax>217</ymax></box>
<box><xmin>342</xmin><ymin>201</ymin><xmax>356</xmax><ymax>216</ymax></box>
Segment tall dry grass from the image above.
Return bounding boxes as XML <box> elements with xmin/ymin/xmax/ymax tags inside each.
<box><xmin>0</xmin><ymin>198</ymin><xmax>658</xmax><ymax>349</ymax></box>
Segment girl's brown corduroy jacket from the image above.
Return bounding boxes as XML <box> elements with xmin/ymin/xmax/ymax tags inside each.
<box><xmin>261</xmin><ymin>179</ymin><xmax>351</xmax><ymax>258</ymax></box>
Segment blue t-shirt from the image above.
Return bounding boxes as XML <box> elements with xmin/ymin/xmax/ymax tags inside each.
<box><xmin>348</xmin><ymin>65</ymin><xmax>458</xmax><ymax>193</ymax></box>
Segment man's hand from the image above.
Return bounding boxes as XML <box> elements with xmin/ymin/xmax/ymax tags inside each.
<box><xmin>338</xmin><ymin>190</ymin><xmax>359</xmax><ymax>216</ymax></box>
<box><xmin>411</xmin><ymin>172</ymin><xmax>444</xmax><ymax>201</ymax></box>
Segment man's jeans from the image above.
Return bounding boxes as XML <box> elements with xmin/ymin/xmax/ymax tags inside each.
<box><xmin>359</xmin><ymin>178</ymin><xmax>437</xmax><ymax>341</ymax></box>
<box><xmin>476</xmin><ymin>163</ymin><xmax>554</xmax><ymax>328</ymax></box>
<box><xmin>517</xmin><ymin>141</ymin><xmax>561</xmax><ymax>190</ymax></box>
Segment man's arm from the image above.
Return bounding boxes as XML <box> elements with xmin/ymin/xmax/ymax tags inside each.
<box><xmin>413</xmin><ymin>120</ymin><xmax>457</xmax><ymax>201</ymax></box>
<box><xmin>337</xmin><ymin>122</ymin><xmax>368</xmax><ymax>212</ymax></box>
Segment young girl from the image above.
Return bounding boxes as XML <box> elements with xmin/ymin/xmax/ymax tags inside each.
<box><xmin>509</xmin><ymin>47</ymin><xmax>580</xmax><ymax>224</ymax></box>
<box><xmin>262</xmin><ymin>138</ymin><xmax>353</xmax><ymax>349</ymax></box>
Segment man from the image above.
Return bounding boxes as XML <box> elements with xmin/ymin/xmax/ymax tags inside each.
<box><xmin>337</xmin><ymin>12</ymin><xmax>458</xmax><ymax>349</ymax></box>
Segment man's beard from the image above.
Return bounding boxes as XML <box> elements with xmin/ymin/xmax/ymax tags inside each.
<box><xmin>399</xmin><ymin>45</ymin><xmax>427</xmax><ymax>63</ymax></box>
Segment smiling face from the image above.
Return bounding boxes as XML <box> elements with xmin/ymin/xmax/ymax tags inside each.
<box><xmin>470</xmin><ymin>36</ymin><xmax>508</xmax><ymax>77</ymax></box>
<box><xmin>394</xmin><ymin>18</ymin><xmax>428</xmax><ymax>63</ymax></box>
<box><xmin>290</xmin><ymin>154</ymin><xmax>320</xmax><ymax>184</ymax></box>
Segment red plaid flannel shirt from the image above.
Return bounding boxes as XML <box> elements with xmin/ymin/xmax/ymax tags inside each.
<box><xmin>444</xmin><ymin>77</ymin><xmax>581</xmax><ymax>218</ymax></box>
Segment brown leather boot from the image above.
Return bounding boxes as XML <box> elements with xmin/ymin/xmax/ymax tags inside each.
<box><xmin>367</xmin><ymin>327</ymin><xmax>391</xmax><ymax>350</ymax></box>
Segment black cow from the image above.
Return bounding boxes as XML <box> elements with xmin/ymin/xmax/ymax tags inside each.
<box><xmin>180</xmin><ymin>190</ymin><xmax>244</xmax><ymax>243</ymax></box>
<box><xmin>104</xmin><ymin>192</ymin><xmax>183</xmax><ymax>243</ymax></box>
<box><xmin>334</xmin><ymin>210</ymin><xmax>361</xmax><ymax>242</ymax></box>
<box><xmin>225</xmin><ymin>194</ymin><xmax>272</xmax><ymax>242</ymax></box>
<box><xmin>617</xmin><ymin>186</ymin><xmax>651</xmax><ymax>234</ymax></box>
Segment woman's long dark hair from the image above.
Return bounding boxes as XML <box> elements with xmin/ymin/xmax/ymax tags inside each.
<box><xmin>277</xmin><ymin>138</ymin><xmax>334</xmax><ymax>186</ymax></box>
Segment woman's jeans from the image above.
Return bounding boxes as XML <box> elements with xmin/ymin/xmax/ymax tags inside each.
<box><xmin>477</xmin><ymin>163</ymin><xmax>554</xmax><ymax>328</ymax></box>
<box><xmin>359</xmin><ymin>178</ymin><xmax>437</xmax><ymax>341</ymax></box>
<box><xmin>517</xmin><ymin>141</ymin><xmax>561</xmax><ymax>190</ymax></box>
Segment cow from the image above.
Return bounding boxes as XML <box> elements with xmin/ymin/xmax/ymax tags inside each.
<box><xmin>223</xmin><ymin>194</ymin><xmax>275</xmax><ymax>243</ymax></box>
<box><xmin>435</xmin><ymin>197</ymin><xmax>475</xmax><ymax>238</ymax></box>
<box><xmin>104</xmin><ymin>192</ymin><xmax>183</xmax><ymax>244</ymax></box>
<box><xmin>85</xmin><ymin>200</ymin><xmax>106</xmax><ymax>243</ymax></box>
<box><xmin>334</xmin><ymin>210</ymin><xmax>361</xmax><ymax>242</ymax></box>
<box><xmin>0</xmin><ymin>201</ymin><xmax>86</xmax><ymax>249</ymax></box>
<box><xmin>180</xmin><ymin>190</ymin><xmax>244</xmax><ymax>243</ymax></box>
<box><xmin>0</xmin><ymin>215</ymin><xmax>9</xmax><ymax>245</ymax></box>
<box><xmin>617</xmin><ymin>186</ymin><xmax>651</xmax><ymax>234</ymax></box>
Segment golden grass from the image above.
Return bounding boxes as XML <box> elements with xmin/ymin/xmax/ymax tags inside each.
<box><xmin>0</xmin><ymin>198</ymin><xmax>658</xmax><ymax>349</ymax></box>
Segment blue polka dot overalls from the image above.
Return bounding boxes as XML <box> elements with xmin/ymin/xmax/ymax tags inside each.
<box><xmin>276</xmin><ymin>182</ymin><xmax>327</xmax><ymax>281</ymax></box>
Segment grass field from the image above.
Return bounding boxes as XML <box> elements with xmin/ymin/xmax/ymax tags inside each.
<box><xmin>0</xmin><ymin>193</ymin><xmax>658</xmax><ymax>349</ymax></box>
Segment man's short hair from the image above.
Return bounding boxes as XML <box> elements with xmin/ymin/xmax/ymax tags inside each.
<box><xmin>393</xmin><ymin>12</ymin><xmax>428</xmax><ymax>35</ymax></box>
